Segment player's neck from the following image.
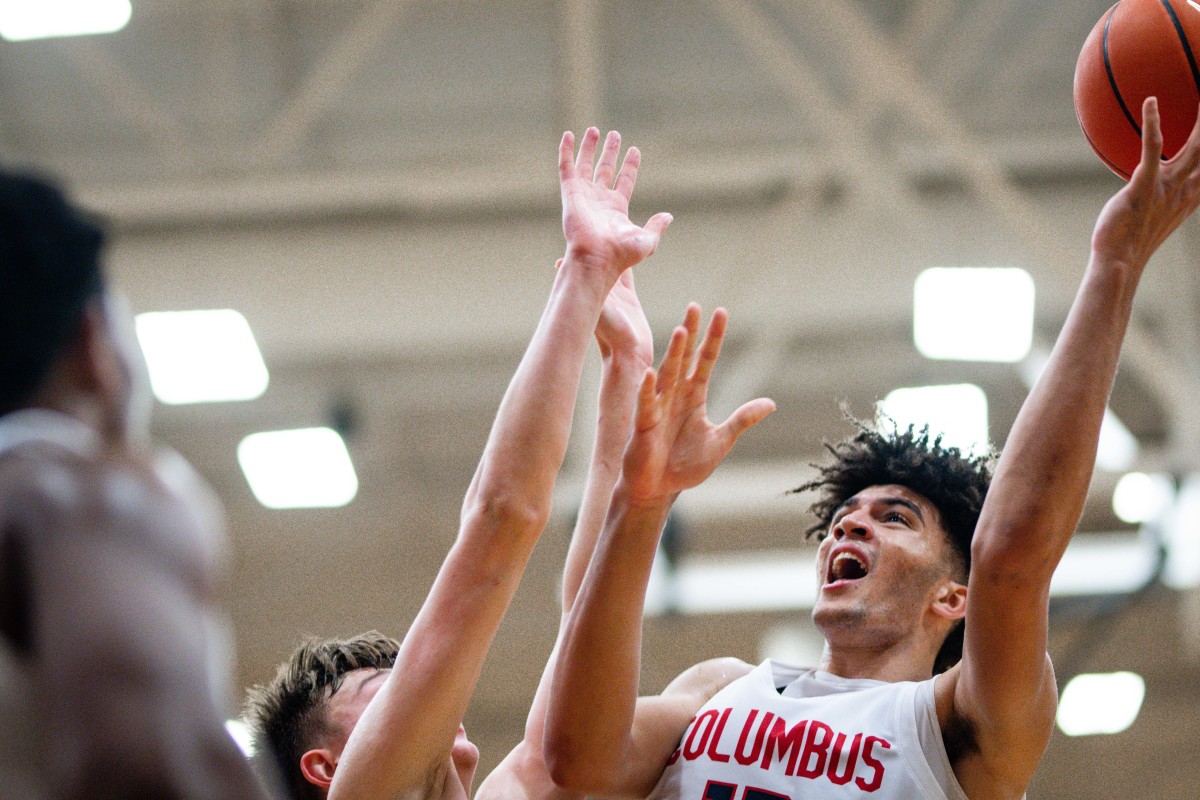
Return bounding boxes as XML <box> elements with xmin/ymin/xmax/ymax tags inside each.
<box><xmin>818</xmin><ymin>636</ymin><xmax>936</xmax><ymax>683</ymax></box>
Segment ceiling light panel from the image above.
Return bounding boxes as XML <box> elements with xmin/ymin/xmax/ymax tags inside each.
<box><xmin>913</xmin><ymin>267</ymin><xmax>1035</xmax><ymax>362</ymax></box>
<box><xmin>237</xmin><ymin>427</ymin><xmax>358</xmax><ymax>510</ymax></box>
<box><xmin>135</xmin><ymin>309</ymin><xmax>269</xmax><ymax>405</ymax></box>
<box><xmin>0</xmin><ymin>0</ymin><xmax>131</xmax><ymax>42</ymax></box>
<box><xmin>878</xmin><ymin>384</ymin><xmax>989</xmax><ymax>456</ymax></box>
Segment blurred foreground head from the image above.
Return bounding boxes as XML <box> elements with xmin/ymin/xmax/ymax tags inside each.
<box><xmin>0</xmin><ymin>170</ymin><xmax>149</xmax><ymax>439</ymax></box>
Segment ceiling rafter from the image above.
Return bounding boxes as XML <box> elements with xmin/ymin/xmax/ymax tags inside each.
<box><xmin>558</xmin><ymin>0</ymin><xmax>603</xmax><ymax>131</ymax></box>
<box><xmin>897</xmin><ymin>0</ymin><xmax>955</xmax><ymax>56</ymax></box>
<box><xmin>702</xmin><ymin>0</ymin><xmax>955</xmax><ymax>413</ymax></box>
<box><xmin>980</xmin><ymin>0</ymin><xmax>1086</xmax><ymax>108</ymax></box>
<box><xmin>929</xmin><ymin>0</ymin><xmax>1012</xmax><ymax>101</ymax></box>
<box><xmin>249</xmin><ymin>0</ymin><xmax>414</xmax><ymax>164</ymax></box>
<box><xmin>60</xmin><ymin>38</ymin><xmax>195</xmax><ymax>160</ymax></box>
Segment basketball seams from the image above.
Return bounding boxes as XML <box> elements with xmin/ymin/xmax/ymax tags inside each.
<box><xmin>1159</xmin><ymin>0</ymin><xmax>1200</xmax><ymax>94</ymax></box>
<box><xmin>1103</xmin><ymin>2</ymin><xmax>1144</xmax><ymax>138</ymax></box>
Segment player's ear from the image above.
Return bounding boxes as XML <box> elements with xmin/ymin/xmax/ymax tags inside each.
<box><xmin>931</xmin><ymin>579</ymin><xmax>967</xmax><ymax>623</ymax></box>
<box><xmin>299</xmin><ymin>748</ymin><xmax>338</xmax><ymax>789</ymax></box>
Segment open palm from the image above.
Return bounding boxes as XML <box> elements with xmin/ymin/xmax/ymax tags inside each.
<box><xmin>622</xmin><ymin>305</ymin><xmax>775</xmax><ymax>504</ymax></box>
<box><xmin>560</xmin><ymin>129</ymin><xmax>672</xmax><ymax>279</ymax></box>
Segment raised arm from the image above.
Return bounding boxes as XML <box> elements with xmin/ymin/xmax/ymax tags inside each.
<box><xmin>326</xmin><ymin>130</ymin><xmax>672</xmax><ymax>800</ymax></box>
<box><xmin>948</xmin><ymin>98</ymin><xmax>1200</xmax><ymax>794</ymax></box>
<box><xmin>475</xmin><ymin>268</ymin><xmax>653</xmax><ymax>800</ymax></box>
<box><xmin>545</xmin><ymin>308</ymin><xmax>774</xmax><ymax>797</ymax></box>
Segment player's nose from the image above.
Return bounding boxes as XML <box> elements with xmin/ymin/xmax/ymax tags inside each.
<box><xmin>832</xmin><ymin>510</ymin><xmax>872</xmax><ymax>540</ymax></box>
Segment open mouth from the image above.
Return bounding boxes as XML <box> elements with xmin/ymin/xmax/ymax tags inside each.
<box><xmin>826</xmin><ymin>550</ymin><xmax>869</xmax><ymax>585</ymax></box>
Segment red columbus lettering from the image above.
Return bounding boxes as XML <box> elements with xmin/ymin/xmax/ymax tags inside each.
<box><xmin>683</xmin><ymin>709</ymin><xmax>722</xmax><ymax>760</ymax></box>
<box><xmin>825</xmin><ymin>732</ymin><xmax>862</xmax><ymax>785</ymax></box>
<box><xmin>792</xmin><ymin>720</ymin><xmax>833</xmax><ymax>778</ymax></box>
<box><xmin>706</xmin><ymin>708</ymin><xmax>733</xmax><ymax>763</ymax></box>
<box><xmin>760</xmin><ymin>716</ymin><xmax>808</xmax><ymax>774</ymax></box>
<box><xmin>855</xmin><ymin>735</ymin><xmax>891</xmax><ymax>792</ymax></box>
<box><xmin>735</xmin><ymin>710</ymin><xmax>774</xmax><ymax>766</ymax></box>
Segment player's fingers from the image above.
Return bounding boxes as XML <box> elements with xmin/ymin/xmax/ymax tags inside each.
<box><xmin>575</xmin><ymin>127</ymin><xmax>601</xmax><ymax>177</ymax></box>
<box><xmin>642</xmin><ymin>212</ymin><xmax>673</xmax><ymax>245</ymax></box>
<box><xmin>614</xmin><ymin>146</ymin><xmax>642</xmax><ymax>201</ymax></box>
<box><xmin>656</xmin><ymin>325</ymin><xmax>688</xmax><ymax>395</ymax></box>
<box><xmin>594</xmin><ymin>131</ymin><xmax>621</xmax><ymax>187</ymax></box>
<box><xmin>681</xmin><ymin>303</ymin><xmax>702</xmax><ymax>368</ymax></box>
<box><xmin>559</xmin><ymin>131</ymin><xmax>576</xmax><ymax>182</ymax></box>
<box><xmin>691</xmin><ymin>307</ymin><xmax>730</xmax><ymax>385</ymax></box>
<box><xmin>634</xmin><ymin>367</ymin><xmax>659</xmax><ymax>432</ymax></box>
<box><xmin>553</xmin><ymin>258</ymin><xmax>564</xmax><ymax>270</ymax></box>
<box><xmin>719</xmin><ymin>398</ymin><xmax>777</xmax><ymax>444</ymax></box>
<box><xmin>1131</xmin><ymin>97</ymin><xmax>1163</xmax><ymax>193</ymax></box>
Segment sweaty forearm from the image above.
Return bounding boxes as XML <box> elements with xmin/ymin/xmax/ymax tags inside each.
<box><xmin>546</xmin><ymin>482</ymin><xmax>671</xmax><ymax>787</ymax></box>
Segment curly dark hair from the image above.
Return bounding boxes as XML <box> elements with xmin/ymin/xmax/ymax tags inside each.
<box><xmin>0</xmin><ymin>169</ymin><xmax>106</xmax><ymax>415</ymax></box>
<box><xmin>243</xmin><ymin>632</ymin><xmax>400</xmax><ymax>800</ymax></box>
<box><xmin>793</xmin><ymin>416</ymin><xmax>993</xmax><ymax>674</ymax></box>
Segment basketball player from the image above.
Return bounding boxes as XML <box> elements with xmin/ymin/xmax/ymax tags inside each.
<box><xmin>243</xmin><ymin>128</ymin><xmax>685</xmax><ymax>800</ymax></box>
<box><xmin>543</xmin><ymin>96</ymin><xmax>1200</xmax><ymax>800</ymax></box>
<box><xmin>0</xmin><ymin>172</ymin><xmax>271</xmax><ymax>798</ymax></box>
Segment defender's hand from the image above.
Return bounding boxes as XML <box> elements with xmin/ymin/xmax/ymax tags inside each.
<box><xmin>559</xmin><ymin>128</ymin><xmax>672</xmax><ymax>281</ymax></box>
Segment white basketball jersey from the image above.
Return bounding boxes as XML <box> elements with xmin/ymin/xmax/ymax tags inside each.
<box><xmin>647</xmin><ymin>660</ymin><xmax>969</xmax><ymax>800</ymax></box>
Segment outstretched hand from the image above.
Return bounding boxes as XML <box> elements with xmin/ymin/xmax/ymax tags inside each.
<box><xmin>560</xmin><ymin>128</ymin><xmax>673</xmax><ymax>280</ymax></box>
<box><xmin>622</xmin><ymin>304</ymin><xmax>775</xmax><ymax>504</ymax></box>
<box><xmin>1092</xmin><ymin>97</ymin><xmax>1200</xmax><ymax>272</ymax></box>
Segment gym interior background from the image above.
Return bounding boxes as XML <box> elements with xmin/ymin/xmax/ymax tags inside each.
<box><xmin>2</xmin><ymin>1</ymin><xmax>1198</xmax><ymax>796</ymax></box>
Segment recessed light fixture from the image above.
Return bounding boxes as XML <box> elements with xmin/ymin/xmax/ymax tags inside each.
<box><xmin>878</xmin><ymin>384</ymin><xmax>989</xmax><ymax>456</ymax></box>
<box><xmin>0</xmin><ymin>0</ymin><xmax>132</xmax><ymax>42</ymax></box>
<box><xmin>135</xmin><ymin>309</ymin><xmax>269</xmax><ymax>405</ymax></box>
<box><xmin>913</xmin><ymin>267</ymin><xmax>1034</xmax><ymax>362</ymax></box>
<box><xmin>237</xmin><ymin>427</ymin><xmax>358</xmax><ymax>509</ymax></box>
<box><xmin>1057</xmin><ymin>672</ymin><xmax>1145</xmax><ymax>736</ymax></box>
<box><xmin>1112</xmin><ymin>472</ymin><xmax>1174</xmax><ymax>524</ymax></box>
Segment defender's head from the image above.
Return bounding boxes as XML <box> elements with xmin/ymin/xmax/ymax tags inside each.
<box><xmin>0</xmin><ymin>170</ymin><xmax>147</xmax><ymax>436</ymax></box>
<box><xmin>243</xmin><ymin>633</ymin><xmax>400</xmax><ymax>799</ymax></box>
<box><xmin>794</xmin><ymin>420</ymin><xmax>992</xmax><ymax>674</ymax></box>
<box><xmin>243</xmin><ymin>632</ymin><xmax>481</xmax><ymax>799</ymax></box>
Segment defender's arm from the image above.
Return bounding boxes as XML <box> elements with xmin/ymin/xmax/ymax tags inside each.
<box><xmin>327</xmin><ymin>130</ymin><xmax>671</xmax><ymax>800</ymax></box>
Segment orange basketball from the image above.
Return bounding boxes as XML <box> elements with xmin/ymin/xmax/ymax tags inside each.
<box><xmin>1074</xmin><ymin>0</ymin><xmax>1200</xmax><ymax>179</ymax></box>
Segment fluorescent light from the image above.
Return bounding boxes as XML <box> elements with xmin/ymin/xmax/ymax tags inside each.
<box><xmin>0</xmin><ymin>0</ymin><xmax>131</xmax><ymax>41</ymax></box>
<box><xmin>135</xmin><ymin>310</ymin><xmax>269</xmax><ymax>405</ymax></box>
<box><xmin>1164</xmin><ymin>474</ymin><xmax>1200</xmax><ymax>590</ymax></box>
<box><xmin>878</xmin><ymin>384</ymin><xmax>989</xmax><ymax>455</ymax></box>
<box><xmin>225</xmin><ymin>719</ymin><xmax>255</xmax><ymax>758</ymax></box>
<box><xmin>913</xmin><ymin>267</ymin><xmax>1034</xmax><ymax>362</ymax></box>
<box><xmin>1112</xmin><ymin>472</ymin><xmax>1173</xmax><ymax>524</ymax></box>
<box><xmin>1096</xmin><ymin>409</ymin><xmax>1139</xmax><ymax>472</ymax></box>
<box><xmin>1057</xmin><ymin>672</ymin><xmax>1145</xmax><ymax>736</ymax></box>
<box><xmin>237</xmin><ymin>427</ymin><xmax>358</xmax><ymax>509</ymax></box>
